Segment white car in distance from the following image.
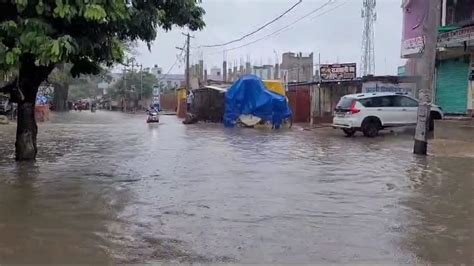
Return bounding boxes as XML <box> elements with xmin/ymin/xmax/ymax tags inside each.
<box><xmin>333</xmin><ymin>92</ymin><xmax>444</xmax><ymax>137</ymax></box>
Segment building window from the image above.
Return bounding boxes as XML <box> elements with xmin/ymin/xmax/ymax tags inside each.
<box><xmin>447</xmin><ymin>0</ymin><xmax>474</xmax><ymax>26</ymax></box>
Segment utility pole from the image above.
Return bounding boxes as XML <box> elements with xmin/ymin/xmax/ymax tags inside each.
<box><xmin>184</xmin><ymin>32</ymin><xmax>193</xmax><ymax>91</ymax></box>
<box><xmin>177</xmin><ymin>33</ymin><xmax>193</xmax><ymax>91</ymax></box>
<box><xmin>139</xmin><ymin>64</ymin><xmax>143</xmax><ymax>105</ymax></box>
<box><xmin>413</xmin><ymin>0</ymin><xmax>441</xmax><ymax>155</ymax></box>
<box><xmin>122</xmin><ymin>64</ymin><xmax>127</xmax><ymax>112</ymax></box>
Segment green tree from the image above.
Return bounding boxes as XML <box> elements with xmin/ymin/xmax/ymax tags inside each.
<box><xmin>0</xmin><ymin>0</ymin><xmax>205</xmax><ymax>160</ymax></box>
<box><xmin>109</xmin><ymin>70</ymin><xmax>157</xmax><ymax>101</ymax></box>
<box><xmin>48</xmin><ymin>63</ymin><xmax>80</xmax><ymax>111</ymax></box>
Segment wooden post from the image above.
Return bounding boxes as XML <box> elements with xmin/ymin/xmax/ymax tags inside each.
<box><xmin>414</xmin><ymin>0</ymin><xmax>441</xmax><ymax>155</ymax></box>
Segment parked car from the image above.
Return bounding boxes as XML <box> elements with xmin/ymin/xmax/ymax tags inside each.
<box><xmin>333</xmin><ymin>92</ymin><xmax>444</xmax><ymax>137</ymax></box>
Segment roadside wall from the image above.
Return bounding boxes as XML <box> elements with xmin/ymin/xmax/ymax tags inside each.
<box><xmin>160</xmin><ymin>92</ymin><xmax>178</xmax><ymax>111</ymax></box>
<box><xmin>287</xmin><ymin>85</ymin><xmax>311</xmax><ymax>123</ymax></box>
<box><xmin>311</xmin><ymin>81</ymin><xmax>362</xmax><ymax>124</ymax></box>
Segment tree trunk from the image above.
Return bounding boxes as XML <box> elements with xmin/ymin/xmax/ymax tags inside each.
<box><xmin>15</xmin><ymin>101</ymin><xmax>37</xmax><ymax>160</ymax></box>
<box><xmin>15</xmin><ymin>55</ymin><xmax>53</xmax><ymax>161</ymax></box>
<box><xmin>52</xmin><ymin>83</ymin><xmax>69</xmax><ymax>112</ymax></box>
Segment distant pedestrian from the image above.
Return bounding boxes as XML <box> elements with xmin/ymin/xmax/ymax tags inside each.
<box><xmin>186</xmin><ymin>90</ymin><xmax>194</xmax><ymax>112</ymax></box>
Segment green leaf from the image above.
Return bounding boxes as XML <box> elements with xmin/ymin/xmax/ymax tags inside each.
<box><xmin>15</xmin><ymin>0</ymin><xmax>27</xmax><ymax>12</ymax></box>
<box><xmin>51</xmin><ymin>40</ymin><xmax>60</xmax><ymax>56</ymax></box>
<box><xmin>84</xmin><ymin>4</ymin><xmax>107</xmax><ymax>21</ymax></box>
<box><xmin>36</xmin><ymin>1</ymin><xmax>45</xmax><ymax>14</ymax></box>
<box><xmin>5</xmin><ymin>51</ymin><xmax>18</xmax><ymax>65</ymax></box>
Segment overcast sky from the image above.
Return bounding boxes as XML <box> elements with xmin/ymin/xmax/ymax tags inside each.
<box><xmin>134</xmin><ymin>0</ymin><xmax>404</xmax><ymax>76</ymax></box>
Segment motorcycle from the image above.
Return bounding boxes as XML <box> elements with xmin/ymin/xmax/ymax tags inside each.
<box><xmin>146</xmin><ymin>110</ymin><xmax>160</xmax><ymax>123</ymax></box>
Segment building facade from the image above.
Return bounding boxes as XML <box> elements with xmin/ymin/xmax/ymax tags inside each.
<box><xmin>155</xmin><ymin>74</ymin><xmax>185</xmax><ymax>92</ymax></box>
<box><xmin>280</xmin><ymin>52</ymin><xmax>314</xmax><ymax>82</ymax></box>
<box><xmin>402</xmin><ymin>0</ymin><xmax>474</xmax><ymax>115</ymax></box>
<box><xmin>436</xmin><ymin>0</ymin><xmax>474</xmax><ymax>115</ymax></box>
<box><xmin>209</xmin><ymin>67</ymin><xmax>221</xmax><ymax>81</ymax></box>
<box><xmin>151</xmin><ymin>65</ymin><xmax>184</xmax><ymax>91</ymax></box>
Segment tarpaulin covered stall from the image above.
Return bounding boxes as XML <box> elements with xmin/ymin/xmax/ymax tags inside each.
<box><xmin>224</xmin><ymin>75</ymin><xmax>292</xmax><ymax>128</ymax></box>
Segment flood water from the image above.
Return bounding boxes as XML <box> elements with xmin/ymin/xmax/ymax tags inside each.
<box><xmin>0</xmin><ymin>111</ymin><xmax>473</xmax><ymax>263</ymax></box>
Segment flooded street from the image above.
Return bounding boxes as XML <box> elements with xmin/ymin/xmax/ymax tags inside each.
<box><xmin>0</xmin><ymin>111</ymin><xmax>473</xmax><ymax>263</ymax></box>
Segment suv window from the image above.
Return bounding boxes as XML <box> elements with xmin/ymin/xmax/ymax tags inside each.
<box><xmin>359</xmin><ymin>96</ymin><xmax>393</xmax><ymax>108</ymax></box>
<box><xmin>335</xmin><ymin>97</ymin><xmax>355</xmax><ymax>110</ymax></box>
<box><xmin>393</xmin><ymin>96</ymin><xmax>418</xmax><ymax>107</ymax></box>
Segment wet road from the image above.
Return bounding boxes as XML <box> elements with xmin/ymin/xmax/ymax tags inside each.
<box><xmin>0</xmin><ymin>111</ymin><xmax>473</xmax><ymax>264</ymax></box>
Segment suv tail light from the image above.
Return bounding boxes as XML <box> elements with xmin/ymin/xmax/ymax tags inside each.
<box><xmin>350</xmin><ymin>101</ymin><xmax>360</xmax><ymax>114</ymax></box>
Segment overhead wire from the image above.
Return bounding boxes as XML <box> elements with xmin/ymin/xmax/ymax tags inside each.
<box><xmin>197</xmin><ymin>0</ymin><xmax>303</xmax><ymax>48</ymax></box>
<box><xmin>157</xmin><ymin>42</ymin><xmax>186</xmax><ymax>81</ymax></box>
<box><xmin>202</xmin><ymin>0</ymin><xmax>346</xmax><ymax>56</ymax></box>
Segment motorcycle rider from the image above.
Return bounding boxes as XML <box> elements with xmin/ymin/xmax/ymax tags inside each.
<box><xmin>147</xmin><ymin>104</ymin><xmax>159</xmax><ymax>114</ymax></box>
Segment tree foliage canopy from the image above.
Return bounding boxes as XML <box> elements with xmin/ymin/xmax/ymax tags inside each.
<box><xmin>0</xmin><ymin>0</ymin><xmax>205</xmax><ymax>76</ymax></box>
<box><xmin>109</xmin><ymin>70</ymin><xmax>157</xmax><ymax>100</ymax></box>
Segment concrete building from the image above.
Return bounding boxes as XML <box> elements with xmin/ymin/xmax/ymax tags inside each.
<box><xmin>402</xmin><ymin>0</ymin><xmax>474</xmax><ymax>116</ymax></box>
<box><xmin>155</xmin><ymin>74</ymin><xmax>184</xmax><ymax>92</ymax></box>
<box><xmin>151</xmin><ymin>65</ymin><xmax>184</xmax><ymax>91</ymax></box>
<box><xmin>209</xmin><ymin>66</ymin><xmax>221</xmax><ymax>80</ymax></box>
<box><xmin>223</xmin><ymin>61</ymin><xmax>227</xmax><ymax>82</ymax></box>
<box><xmin>280</xmin><ymin>52</ymin><xmax>314</xmax><ymax>82</ymax></box>
<box><xmin>436</xmin><ymin>0</ymin><xmax>474</xmax><ymax>115</ymax></box>
<box><xmin>252</xmin><ymin>65</ymin><xmax>274</xmax><ymax>80</ymax></box>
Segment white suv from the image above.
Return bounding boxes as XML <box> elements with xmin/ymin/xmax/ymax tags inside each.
<box><xmin>333</xmin><ymin>92</ymin><xmax>444</xmax><ymax>137</ymax></box>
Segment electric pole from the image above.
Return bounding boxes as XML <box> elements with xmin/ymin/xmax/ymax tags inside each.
<box><xmin>183</xmin><ymin>32</ymin><xmax>193</xmax><ymax>91</ymax></box>
<box><xmin>413</xmin><ymin>0</ymin><xmax>441</xmax><ymax>155</ymax></box>
<box><xmin>139</xmin><ymin>64</ymin><xmax>143</xmax><ymax>105</ymax></box>
<box><xmin>177</xmin><ymin>33</ymin><xmax>193</xmax><ymax>91</ymax></box>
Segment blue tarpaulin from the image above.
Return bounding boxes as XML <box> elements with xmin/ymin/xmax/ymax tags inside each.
<box><xmin>224</xmin><ymin>75</ymin><xmax>292</xmax><ymax>128</ymax></box>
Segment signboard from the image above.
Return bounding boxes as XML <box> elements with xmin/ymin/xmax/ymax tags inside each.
<box><xmin>152</xmin><ymin>86</ymin><xmax>160</xmax><ymax>96</ymax></box>
<box><xmin>401</xmin><ymin>0</ymin><xmax>428</xmax><ymax>58</ymax></box>
<box><xmin>362</xmin><ymin>81</ymin><xmax>415</xmax><ymax>96</ymax></box>
<box><xmin>152</xmin><ymin>85</ymin><xmax>160</xmax><ymax>104</ymax></box>
<box><xmin>401</xmin><ymin>36</ymin><xmax>425</xmax><ymax>57</ymax></box>
<box><xmin>319</xmin><ymin>63</ymin><xmax>356</xmax><ymax>81</ymax></box>
<box><xmin>438</xmin><ymin>25</ymin><xmax>474</xmax><ymax>47</ymax></box>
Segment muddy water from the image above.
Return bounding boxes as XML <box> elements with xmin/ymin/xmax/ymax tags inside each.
<box><xmin>0</xmin><ymin>111</ymin><xmax>472</xmax><ymax>263</ymax></box>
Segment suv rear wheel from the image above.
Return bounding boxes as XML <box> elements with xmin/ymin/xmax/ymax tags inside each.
<box><xmin>362</xmin><ymin>118</ymin><xmax>381</xmax><ymax>138</ymax></box>
<box><xmin>342</xmin><ymin>128</ymin><xmax>356</xmax><ymax>137</ymax></box>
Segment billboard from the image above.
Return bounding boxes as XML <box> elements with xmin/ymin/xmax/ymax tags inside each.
<box><xmin>319</xmin><ymin>63</ymin><xmax>356</xmax><ymax>81</ymax></box>
<box><xmin>401</xmin><ymin>0</ymin><xmax>429</xmax><ymax>58</ymax></box>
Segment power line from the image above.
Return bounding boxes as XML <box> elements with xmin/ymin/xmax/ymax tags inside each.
<box><xmin>156</xmin><ymin>42</ymin><xmax>186</xmax><ymax>82</ymax></box>
<box><xmin>198</xmin><ymin>0</ymin><xmax>303</xmax><ymax>48</ymax></box>
<box><xmin>204</xmin><ymin>0</ymin><xmax>345</xmax><ymax>56</ymax></box>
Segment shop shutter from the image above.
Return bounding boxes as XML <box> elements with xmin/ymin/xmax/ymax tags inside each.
<box><xmin>436</xmin><ymin>58</ymin><xmax>469</xmax><ymax>114</ymax></box>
